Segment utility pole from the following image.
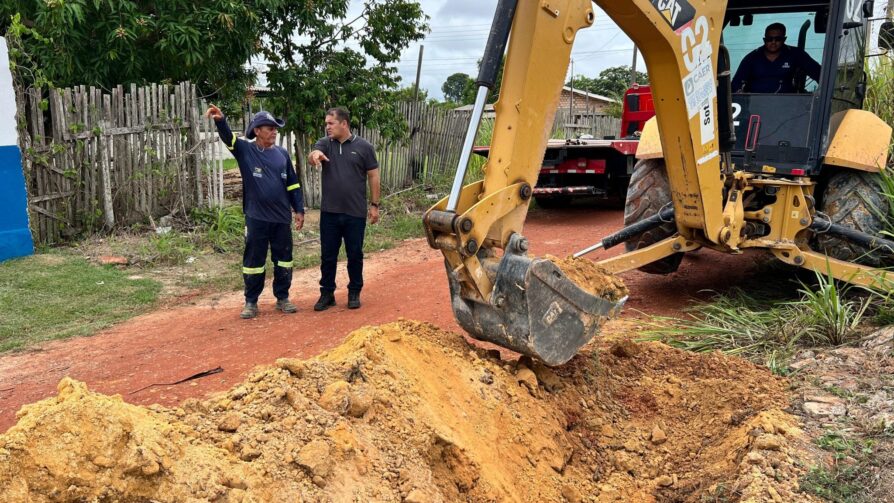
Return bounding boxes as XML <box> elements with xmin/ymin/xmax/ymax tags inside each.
<box><xmin>630</xmin><ymin>46</ymin><xmax>639</xmax><ymax>85</ymax></box>
<box><xmin>413</xmin><ymin>45</ymin><xmax>424</xmax><ymax>101</ymax></box>
<box><xmin>569</xmin><ymin>58</ymin><xmax>574</xmax><ymax>119</ymax></box>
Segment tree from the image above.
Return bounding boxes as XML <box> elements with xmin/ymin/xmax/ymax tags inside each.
<box><xmin>392</xmin><ymin>86</ymin><xmax>429</xmax><ymax>102</ymax></box>
<box><xmin>255</xmin><ymin>0</ymin><xmax>428</xmax><ymax>140</ymax></box>
<box><xmin>467</xmin><ymin>59</ymin><xmax>505</xmax><ymax>105</ymax></box>
<box><xmin>1</xmin><ymin>1</ymin><xmax>264</xmax><ymax>106</ymax></box>
<box><xmin>2</xmin><ymin>0</ymin><xmax>428</xmax><ymax>139</ymax></box>
<box><xmin>442</xmin><ymin>73</ymin><xmax>471</xmax><ymax>103</ymax></box>
<box><xmin>569</xmin><ymin>65</ymin><xmax>649</xmax><ymax>97</ymax></box>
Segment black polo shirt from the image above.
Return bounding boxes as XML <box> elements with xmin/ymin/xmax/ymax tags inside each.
<box><xmin>313</xmin><ymin>134</ymin><xmax>379</xmax><ymax>219</ymax></box>
<box><xmin>731</xmin><ymin>45</ymin><xmax>821</xmax><ymax>93</ymax></box>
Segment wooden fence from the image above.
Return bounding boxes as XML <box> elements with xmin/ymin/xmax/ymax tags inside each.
<box><xmin>226</xmin><ymin>104</ymin><xmax>617</xmax><ymax>210</ymax></box>
<box><xmin>15</xmin><ymin>81</ymin><xmax>619</xmax><ymax>244</ymax></box>
<box><xmin>16</xmin><ymin>82</ymin><xmax>223</xmax><ymax>244</ymax></box>
<box><xmin>553</xmin><ymin>110</ymin><xmax>622</xmax><ymax>139</ymax></box>
<box><xmin>222</xmin><ymin>102</ymin><xmax>474</xmax><ymax>209</ymax></box>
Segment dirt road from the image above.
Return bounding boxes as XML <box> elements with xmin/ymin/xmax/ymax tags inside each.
<box><xmin>0</xmin><ymin>207</ymin><xmax>763</xmax><ymax>432</ymax></box>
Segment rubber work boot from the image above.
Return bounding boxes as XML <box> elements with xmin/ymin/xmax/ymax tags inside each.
<box><xmin>240</xmin><ymin>302</ymin><xmax>259</xmax><ymax>319</ymax></box>
<box><xmin>276</xmin><ymin>298</ymin><xmax>297</xmax><ymax>313</ymax></box>
<box><xmin>348</xmin><ymin>291</ymin><xmax>361</xmax><ymax>310</ymax></box>
<box><xmin>314</xmin><ymin>292</ymin><xmax>336</xmax><ymax>312</ymax></box>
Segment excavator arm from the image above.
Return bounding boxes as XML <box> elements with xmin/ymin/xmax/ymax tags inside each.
<box><xmin>423</xmin><ymin>0</ymin><xmax>893</xmax><ymax>365</ymax></box>
<box><xmin>424</xmin><ymin>0</ymin><xmax>729</xmax><ymax>365</ymax></box>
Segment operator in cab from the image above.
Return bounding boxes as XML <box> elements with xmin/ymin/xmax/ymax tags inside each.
<box><xmin>731</xmin><ymin>22</ymin><xmax>821</xmax><ymax>93</ymax></box>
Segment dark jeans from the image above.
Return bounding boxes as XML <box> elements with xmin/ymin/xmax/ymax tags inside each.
<box><xmin>319</xmin><ymin>211</ymin><xmax>366</xmax><ymax>293</ymax></box>
<box><xmin>243</xmin><ymin>217</ymin><xmax>293</xmax><ymax>303</ymax></box>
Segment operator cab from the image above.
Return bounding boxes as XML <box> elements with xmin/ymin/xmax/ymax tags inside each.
<box><xmin>722</xmin><ymin>0</ymin><xmax>873</xmax><ymax>177</ymax></box>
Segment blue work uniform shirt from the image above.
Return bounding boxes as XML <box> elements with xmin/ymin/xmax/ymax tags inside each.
<box><xmin>732</xmin><ymin>45</ymin><xmax>821</xmax><ymax>93</ymax></box>
<box><xmin>214</xmin><ymin>117</ymin><xmax>304</xmax><ymax>224</ymax></box>
<box><xmin>313</xmin><ymin>134</ymin><xmax>379</xmax><ymax>219</ymax></box>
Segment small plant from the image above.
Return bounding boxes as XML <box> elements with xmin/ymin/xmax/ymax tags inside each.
<box><xmin>797</xmin><ymin>269</ymin><xmax>870</xmax><ymax>346</ymax></box>
<box><xmin>192</xmin><ymin>205</ymin><xmax>245</xmax><ymax>253</ymax></box>
<box><xmin>141</xmin><ymin>232</ymin><xmax>197</xmax><ymax>266</ymax></box>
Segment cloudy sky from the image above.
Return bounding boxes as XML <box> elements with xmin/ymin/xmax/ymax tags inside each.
<box><xmin>255</xmin><ymin>1</ymin><xmax>646</xmax><ymax>100</ymax></box>
<box><xmin>388</xmin><ymin>0</ymin><xmax>646</xmax><ymax>100</ymax></box>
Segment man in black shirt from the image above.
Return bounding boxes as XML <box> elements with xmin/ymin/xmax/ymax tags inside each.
<box><xmin>732</xmin><ymin>23</ymin><xmax>821</xmax><ymax>93</ymax></box>
<box><xmin>308</xmin><ymin>107</ymin><xmax>380</xmax><ymax>311</ymax></box>
<box><xmin>207</xmin><ymin>105</ymin><xmax>305</xmax><ymax>319</ymax></box>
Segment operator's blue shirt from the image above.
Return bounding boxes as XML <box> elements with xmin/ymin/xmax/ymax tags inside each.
<box><xmin>732</xmin><ymin>45</ymin><xmax>821</xmax><ymax>93</ymax></box>
<box><xmin>214</xmin><ymin>117</ymin><xmax>304</xmax><ymax>223</ymax></box>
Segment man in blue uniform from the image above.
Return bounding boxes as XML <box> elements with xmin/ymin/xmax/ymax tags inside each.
<box><xmin>307</xmin><ymin>107</ymin><xmax>380</xmax><ymax>311</ymax></box>
<box><xmin>206</xmin><ymin>105</ymin><xmax>305</xmax><ymax>319</ymax></box>
<box><xmin>732</xmin><ymin>23</ymin><xmax>821</xmax><ymax>94</ymax></box>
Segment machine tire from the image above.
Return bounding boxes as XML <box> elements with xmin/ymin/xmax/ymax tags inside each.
<box><xmin>815</xmin><ymin>170</ymin><xmax>891</xmax><ymax>268</ymax></box>
<box><xmin>623</xmin><ymin>158</ymin><xmax>683</xmax><ymax>274</ymax></box>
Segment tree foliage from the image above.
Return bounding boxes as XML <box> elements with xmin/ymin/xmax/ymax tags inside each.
<box><xmin>569</xmin><ymin>65</ymin><xmax>649</xmax><ymax>98</ymax></box>
<box><xmin>259</xmin><ymin>0</ymin><xmax>427</xmax><ymax>139</ymax></box>
<box><xmin>442</xmin><ymin>73</ymin><xmax>470</xmax><ymax>103</ymax></box>
<box><xmin>391</xmin><ymin>85</ymin><xmax>430</xmax><ymax>102</ymax></box>
<box><xmin>1</xmin><ymin>1</ymin><xmax>261</xmax><ymax>105</ymax></box>
<box><xmin>1</xmin><ymin>0</ymin><xmax>428</xmax><ymax>139</ymax></box>
<box><xmin>440</xmin><ymin>60</ymin><xmax>503</xmax><ymax>106</ymax></box>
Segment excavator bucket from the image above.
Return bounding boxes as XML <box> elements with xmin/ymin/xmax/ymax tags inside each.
<box><xmin>446</xmin><ymin>236</ymin><xmax>626</xmax><ymax>366</ymax></box>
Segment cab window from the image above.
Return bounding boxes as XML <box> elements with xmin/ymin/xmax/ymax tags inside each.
<box><xmin>723</xmin><ymin>12</ymin><xmax>826</xmax><ymax>93</ymax></box>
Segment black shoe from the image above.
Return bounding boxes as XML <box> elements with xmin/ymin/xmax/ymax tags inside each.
<box><xmin>348</xmin><ymin>291</ymin><xmax>361</xmax><ymax>309</ymax></box>
<box><xmin>314</xmin><ymin>292</ymin><xmax>336</xmax><ymax>311</ymax></box>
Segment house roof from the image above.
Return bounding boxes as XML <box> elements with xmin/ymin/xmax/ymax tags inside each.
<box><xmin>561</xmin><ymin>86</ymin><xmax>617</xmax><ymax>103</ymax></box>
<box><xmin>452</xmin><ymin>87</ymin><xmax>617</xmax><ymax>112</ymax></box>
<box><xmin>452</xmin><ymin>103</ymin><xmax>496</xmax><ymax>112</ymax></box>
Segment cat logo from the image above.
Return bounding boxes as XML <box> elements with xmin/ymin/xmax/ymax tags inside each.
<box><xmin>651</xmin><ymin>0</ymin><xmax>696</xmax><ymax>33</ymax></box>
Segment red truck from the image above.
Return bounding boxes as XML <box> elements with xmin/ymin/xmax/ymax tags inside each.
<box><xmin>474</xmin><ymin>85</ymin><xmax>655</xmax><ymax>208</ymax></box>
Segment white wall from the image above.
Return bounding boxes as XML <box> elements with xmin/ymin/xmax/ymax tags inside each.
<box><xmin>869</xmin><ymin>0</ymin><xmax>893</xmax><ymax>62</ymax></box>
<box><xmin>0</xmin><ymin>37</ymin><xmax>18</xmax><ymax>147</ymax></box>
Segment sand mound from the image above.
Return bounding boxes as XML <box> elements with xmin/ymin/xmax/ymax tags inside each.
<box><xmin>0</xmin><ymin>321</ymin><xmax>818</xmax><ymax>502</ymax></box>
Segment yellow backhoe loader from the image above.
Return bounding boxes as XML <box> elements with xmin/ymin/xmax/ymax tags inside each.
<box><xmin>423</xmin><ymin>0</ymin><xmax>894</xmax><ymax>366</ymax></box>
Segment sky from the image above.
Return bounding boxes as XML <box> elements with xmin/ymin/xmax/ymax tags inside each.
<box><xmin>253</xmin><ymin>0</ymin><xmax>646</xmax><ymax>101</ymax></box>
<box><xmin>385</xmin><ymin>0</ymin><xmax>647</xmax><ymax>100</ymax></box>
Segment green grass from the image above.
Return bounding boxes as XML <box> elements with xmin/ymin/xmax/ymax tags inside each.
<box><xmin>865</xmin><ymin>58</ymin><xmax>894</xmax><ymax>158</ymax></box>
<box><xmin>0</xmin><ymin>254</ymin><xmax>162</xmax><ymax>352</ymax></box>
<box><xmin>191</xmin><ymin>205</ymin><xmax>246</xmax><ymax>253</ymax></box>
<box><xmin>466</xmin><ymin>118</ymin><xmax>494</xmax><ymax>182</ymax></box>
<box><xmin>800</xmin><ymin>431</ymin><xmax>877</xmax><ymax>503</ymax></box>
<box><xmin>865</xmin><ymin>59</ymin><xmax>894</xmax><ymax>236</ymax></box>
<box><xmin>642</xmin><ymin>289</ymin><xmax>809</xmax><ymax>373</ymax></box>
<box><xmin>643</xmin><ymin>270</ymin><xmax>875</xmax><ymax>374</ymax></box>
<box><xmin>1</xmin><ymin>179</ymin><xmax>440</xmax><ymax>353</ymax></box>
<box><xmin>222</xmin><ymin>158</ymin><xmax>238</xmax><ymax>171</ymax></box>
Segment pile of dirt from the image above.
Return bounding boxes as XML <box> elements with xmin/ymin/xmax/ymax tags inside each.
<box><xmin>548</xmin><ymin>255</ymin><xmax>629</xmax><ymax>302</ymax></box>
<box><xmin>0</xmin><ymin>320</ymin><xmax>819</xmax><ymax>502</ymax></box>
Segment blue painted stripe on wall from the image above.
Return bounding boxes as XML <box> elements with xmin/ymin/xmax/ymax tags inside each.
<box><xmin>0</xmin><ymin>144</ymin><xmax>34</xmax><ymax>262</ymax></box>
